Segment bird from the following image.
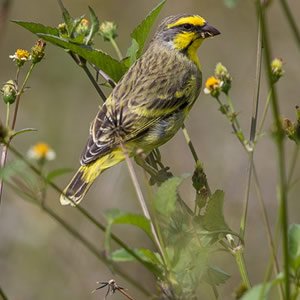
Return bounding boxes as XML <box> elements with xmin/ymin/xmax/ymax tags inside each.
<box><xmin>60</xmin><ymin>14</ymin><xmax>220</xmax><ymax>205</ymax></box>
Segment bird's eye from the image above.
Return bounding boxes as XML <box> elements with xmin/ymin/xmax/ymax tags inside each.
<box><xmin>183</xmin><ymin>24</ymin><xmax>192</xmax><ymax>30</ymax></box>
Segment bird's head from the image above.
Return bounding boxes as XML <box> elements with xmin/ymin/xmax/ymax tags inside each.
<box><xmin>154</xmin><ymin>14</ymin><xmax>220</xmax><ymax>67</ymax></box>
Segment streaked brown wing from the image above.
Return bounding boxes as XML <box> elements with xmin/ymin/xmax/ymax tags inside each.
<box><xmin>80</xmin><ymin>47</ymin><xmax>200</xmax><ymax>165</ymax></box>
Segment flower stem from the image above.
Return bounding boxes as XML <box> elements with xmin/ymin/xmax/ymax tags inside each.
<box><xmin>110</xmin><ymin>38</ymin><xmax>123</xmax><ymax>60</ymax></box>
<box><xmin>0</xmin><ymin>286</ymin><xmax>8</xmax><ymax>300</ymax></box>
<box><xmin>257</xmin><ymin>2</ymin><xmax>290</xmax><ymax>298</ymax></box>
<box><xmin>0</xmin><ymin>63</ymin><xmax>35</xmax><ymax>208</ymax></box>
<box><xmin>234</xmin><ymin>246</ymin><xmax>251</xmax><ymax>289</ymax></box>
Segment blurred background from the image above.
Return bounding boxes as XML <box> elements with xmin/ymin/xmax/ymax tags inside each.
<box><xmin>0</xmin><ymin>0</ymin><xmax>299</xmax><ymax>299</ymax></box>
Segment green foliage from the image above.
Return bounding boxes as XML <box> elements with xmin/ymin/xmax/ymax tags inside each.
<box><xmin>104</xmin><ymin>208</ymin><xmax>153</xmax><ymax>255</ymax></box>
<box><xmin>46</xmin><ymin>168</ymin><xmax>74</xmax><ymax>182</ymax></box>
<box><xmin>0</xmin><ymin>160</ymin><xmax>26</xmax><ymax>181</ymax></box>
<box><xmin>202</xmin><ymin>190</ymin><xmax>229</xmax><ymax>232</ymax></box>
<box><xmin>224</xmin><ymin>0</ymin><xmax>239</xmax><ymax>8</ymax></box>
<box><xmin>126</xmin><ymin>0</ymin><xmax>166</xmax><ymax>65</ymax></box>
<box><xmin>110</xmin><ymin>247</ymin><xmax>163</xmax><ymax>276</ymax></box>
<box><xmin>11</xmin><ymin>21</ymin><xmax>59</xmax><ymax>36</ymax></box>
<box><xmin>241</xmin><ymin>283</ymin><xmax>272</xmax><ymax>300</ymax></box>
<box><xmin>154</xmin><ymin>175</ymin><xmax>186</xmax><ymax>216</ymax></box>
<box><xmin>289</xmin><ymin>224</ymin><xmax>300</xmax><ymax>271</ymax></box>
<box><xmin>85</xmin><ymin>7</ymin><xmax>99</xmax><ymax>45</ymax></box>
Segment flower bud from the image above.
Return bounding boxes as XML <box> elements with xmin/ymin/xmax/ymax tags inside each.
<box><xmin>99</xmin><ymin>21</ymin><xmax>118</xmax><ymax>41</ymax></box>
<box><xmin>215</xmin><ymin>62</ymin><xmax>232</xmax><ymax>94</ymax></box>
<box><xmin>271</xmin><ymin>58</ymin><xmax>284</xmax><ymax>83</ymax></box>
<box><xmin>75</xmin><ymin>18</ymin><xmax>90</xmax><ymax>37</ymax></box>
<box><xmin>58</xmin><ymin>22</ymin><xmax>68</xmax><ymax>37</ymax></box>
<box><xmin>31</xmin><ymin>40</ymin><xmax>46</xmax><ymax>64</ymax></box>
<box><xmin>1</xmin><ymin>80</ymin><xmax>17</xmax><ymax>104</ymax></box>
<box><xmin>9</xmin><ymin>49</ymin><xmax>30</xmax><ymax>67</ymax></box>
<box><xmin>282</xmin><ymin>118</ymin><xmax>296</xmax><ymax>141</ymax></box>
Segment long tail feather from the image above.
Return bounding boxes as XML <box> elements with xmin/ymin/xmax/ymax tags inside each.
<box><xmin>60</xmin><ymin>149</ymin><xmax>125</xmax><ymax>206</ymax></box>
<box><xmin>60</xmin><ymin>166</ymin><xmax>97</xmax><ymax>206</ymax></box>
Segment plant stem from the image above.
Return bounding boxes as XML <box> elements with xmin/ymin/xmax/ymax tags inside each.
<box><xmin>0</xmin><ymin>286</ymin><xmax>8</xmax><ymax>300</ymax></box>
<box><xmin>110</xmin><ymin>38</ymin><xmax>123</xmax><ymax>60</ymax></box>
<box><xmin>253</xmin><ymin>166</ymin><xmax>284</xmax><ymax>299</ymax></box>
<box><xmin>256</xmin><ymin>91</ymin><xmax>272</xmax><ymax>140</ymax></box>
<box><xmin>279</xmin><ymin>0</ymin><xmax>300</xmax><ymax>48</ymax></box>
<box><xmin>257</xmin><ymin>2</ymin><xmax>290</xmax><ymax>298</ymax></box>
<box><xmin>287</xmin><ymin>145</ymin><xmax>299</xmax><ymax>187</ymax></box>
<box><xmin>240</xmin><ymin>18</ymin><xmax>263</xmax><ymax>238</ymax></box>
<box><xmin>0</xmin><ymin>63</ymin><xmax>35</xmax><ymax>207</ymax></box>
<box><xmin>234</xmin><ymin>246</ymin><xmax>251</xmax><ymax>289</ymax></box>
<box><xmin>121</xmin><ymin>145</ymin><xmax>166</xmax><ymax>259</ymax></box>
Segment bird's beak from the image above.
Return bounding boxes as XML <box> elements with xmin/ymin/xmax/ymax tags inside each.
<box><xmin>199</xmin><ymin>23</ymin><xmax>220</xmax><ymax>39</ymax></box>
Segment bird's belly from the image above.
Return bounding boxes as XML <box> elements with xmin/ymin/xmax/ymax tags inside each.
<box><xmin>133</xmin><ymin>111</ymin><xmax>186</xmax><ymax>152</ymax></box>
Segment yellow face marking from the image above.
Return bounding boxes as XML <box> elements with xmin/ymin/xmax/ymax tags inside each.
<box><xmin>167</xmin><ymin>15</ymin><xmax>206</xmax><ymax>28</ymax></box>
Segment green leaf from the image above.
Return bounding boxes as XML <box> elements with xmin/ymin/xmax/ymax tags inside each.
<box><xmin>125</xmin><ymin>38</ymin><xmax>139</xmax><ymax>67</ymax></box>
<box><xmin>104</xmin><ymin>209</ymin><xmax>153</xmax><ymax>255</ymax></box>
<box><xmin>203</xmin><ymin>266</ymin><xmax>230</xmax><ymax>286</ymax></box>
<box><xmin>46</xmin><ymin>168</ymin><xmax>74</xmax><ymax>182</ymax></box>
<box><xmin>37</xmin><ymin>34</ymin><xmax>127</xmax><ymax>82</ymax></box>
<box><xmin>154</xmin><ymin>176</ymin><xmax>186</xmax><ymax>216</ymax></box>
<box><xmin>241</xmin><ymin>283</ymin><xmax>272</xmax><ymax>300</ymax></box>
<box><xmin>85</xmin><ymin>6</ymin><xmax>99</xmax><ymax>45</ymax></box>
<box><xmin>11</xmin><ymin>128</ymin><xmax>37</xmax><ymax>139</ymax></box>
<box><xmin>202</xmin><ymin>190</ymin><xmax>229</xmax><ymax>232</ymax></box>
<box><xmin>289</xmin><ymin>224</ymin><xmax>300</xmax><ymax>271</ymax></box>
<box><xmin>12</xmin><ymin>20</ymin><xmax>59</xmax><ymax>36</ymax></box>
<box><xmin>126</xmin><ymin>0</ymin><xmax>166</xmax><ymax>64</ymax></box>
<box><xmin>111</xmin><ymin>248</ymin><xmax>163</xmax><ymax>275</ymax></box>
<box><xmin>57</xmin><ymin>0</ymin><xmax>73</xmax><ymax>34</ymax></box>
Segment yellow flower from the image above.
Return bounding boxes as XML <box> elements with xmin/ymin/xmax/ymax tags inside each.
<box><xmin>27</xmin><ymin>143</ymin><xmax>56</xmax><ymax>161</ymax></box>
<box><xmin>9</xmin><ymin>49</ymin><xmax>30</xmax><ymax>66</ymax></box>
<box><xmin>204</xmin><ymin>76</ymin><xmax>222</xmax><ymax>97</ymax></box>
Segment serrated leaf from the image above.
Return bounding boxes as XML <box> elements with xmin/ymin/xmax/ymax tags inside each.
<box><xmin>241</xmin><ymin>283</ymin><xmax>272</xmax><ymax>300</ymax></box>
<box><xmin>57</xmin><ymin>0</ymin><xmax>73</xmax><ymax>34</ymax></box>
<box><xmin>203</xmin><ymin>266</ymin><xmax>230</xmax><ymax>286</ymax></box>
<box><xmin>154</xmin><ymin>176</ymin><xmax>186</xmax><ymax>216</ymax></box>
<box><xmin>12</xmin><ymin>20</ymin><xmax>59</xmax><ymax>36</ymax></box>
<box><xmin>85</xmin><ymin>6</ymin><xmax>99</xmax><ymax>45</ymax></box>
<box><xmin>46</xmin><ymin>168</ymin><xmax>74</xmax><ymax>182</ymax></box>
<box><xmin>202</xmin><ymin>190</ymin><xmax>229</xmax><ymax>232</ymax></box>
<box><xmin>37</xmin><ymin>33</ymin><xmax>127</xmax><ymax>82</ymax></box>
<box><xmin>289</xmin><ymin>224</ymin><xmax>300</xmax><ymax>271</ymax></box>
<box><xmin>126</xmin><ymin>0</ymin><xmax>166</xmax><ymax>64</ymax></box>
